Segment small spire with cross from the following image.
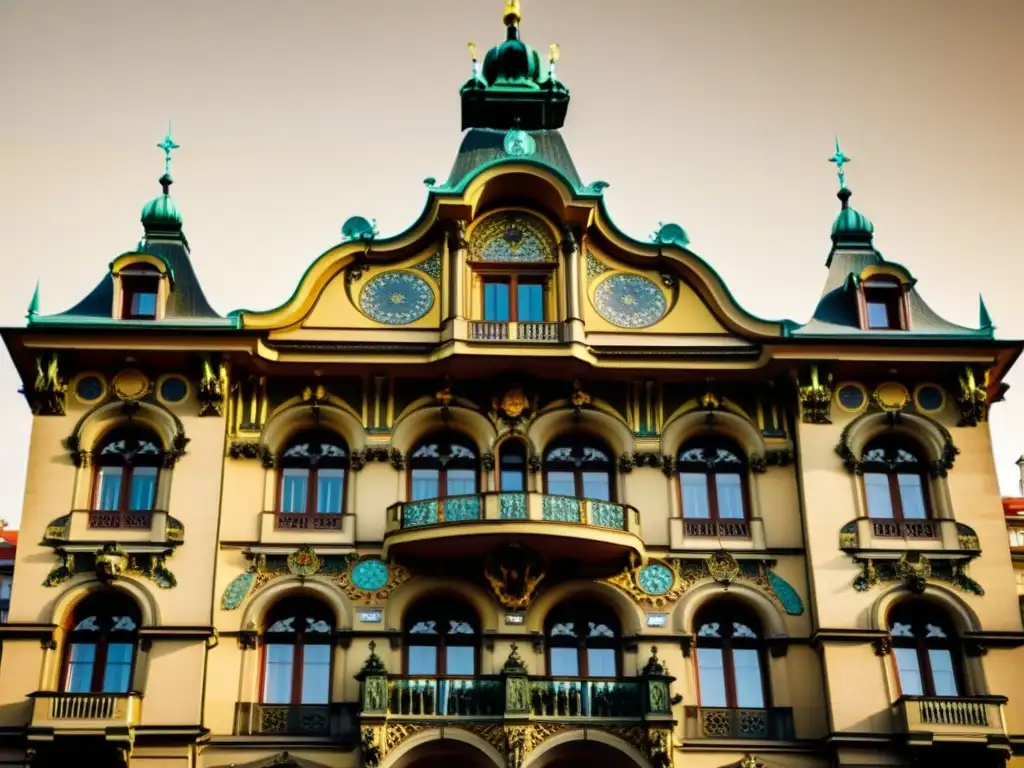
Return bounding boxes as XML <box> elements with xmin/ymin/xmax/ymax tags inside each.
<box><xmin>156</xmin><ymin>122</ymin><xmax>180</xmax><ymax>194</ymax></box>
<box><xmin>829</xmin><ymin>136</ymin><xmax>850</xmax><ymax>191</ymax></box>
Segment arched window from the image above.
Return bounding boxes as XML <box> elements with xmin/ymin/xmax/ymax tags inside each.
<box><xmin>888</xmin><ymin>601</ymin><xmax>960</xmax><ymax>697</ymax></box>
<box><xmin>63</xmin><ymin>591</ymin><xmax>140</xmax><ymax>694</ymax></box>
<box><xmin>409</xmin><ymin>433</ymin><xmax>478</xmax><ymax>501</ymax></box>
<box><xmin>694</xmin><ymin>602</ymin><xmax>767</xmax><ymax>709</ymax></box>
<box><xmin>261</xmin><ymin>598</ymin><xmax>334</xmax><ymax>705</ymax></box>
<box><xmin>277</xmin><ymin>431</ymin><xmax>348</xmax><ymax>529</ymax></box>
<box><xmin>91</xmin><ymin>426</ymin><xmax>163</xmax><ymax>529</ymax></box>
<box><xmin>497</xmin><ymin>439</ymin><xmax>527</xmax><ymax>492</ymax></box>
<box><xmin>544</xmin><ymin>438</ymin><xmax>614</xmax><ymax>501</ymax></box>
<box><xmin>545</xmin><ymin>600</ymin><xmax>620</xmax><ymax>678</ymax></box>
<box><xmin>861</xmin><ymin>437</ymin><xmax>933</xmax><ymax>536</ymax></box>
<box><xmin>404</xmin><ymin>599</ymin><xmax>479</xmax><ymax>676</ymax></box>
<box><xmin>678</xmin><ymin>437</ymin><xmax>749</xmax><ymax>536</ymax></box>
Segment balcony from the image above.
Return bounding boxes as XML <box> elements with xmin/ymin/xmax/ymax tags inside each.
<box><xmin>383</xmin><ymin>492</ymin><xmax>643</xmax><ymax>563</ymax></box>
<box><xmin>468</xmin><ymin>321</ymin><xmax>563</xmax><ymax>343</ymax></box>
<box><xmin>234</xmin><ymin>702</ymin><xmax>358</xmax><ymax>742</ymax></box>
<box><xmin>839</xmin><ymin>518</ymin><xmax>980</xmax><ymax>554</ymax></box>
<box><xmin>683</xmin><ymin>706</ymin><xmax>795</xmax><ymax>740</ymax></box>
<box><xmin>28</xmin><ymin>692</ymin><xmax>142</xmax><ymax>738</ymax></box>
<box><xmin>669</xmin><ymin>515</ymin><xmax>767</xmax><ymax>551</ymax></box>
<box><xmin>895</xmin><ymin>695</ymin><xmax>1008</xmax><ymax>744</ymax></box>
<box><xmin>257</xmin><ymin>509</ymin><xmax>355</xmax><ymax>545</ymax></box>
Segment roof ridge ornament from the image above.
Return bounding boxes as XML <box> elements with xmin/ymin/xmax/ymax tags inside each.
<box><xmin>156</xmin><ymin>121</ymin><xmax>180</xmax><ymax>194</ymax></box>
<box><xmin>828</xmin><ymin>135</ymin><xmax>850</xmax><ymax>192</ymax></box>
<box><xmin>504</xmin><ymin>0</ymin><xmax>521</xmax><ymax>28</ymax></box>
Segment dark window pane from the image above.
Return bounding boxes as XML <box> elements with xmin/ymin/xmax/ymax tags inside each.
<box><xmin>549</xmin><ymin>647</ymin><xmax>579</xmax><ymax>677</ymax></box>
<box><xmin>484</xmin><ymin>281</ymin><xmax>510</xmax><ymax>321</ymax></box>
<box><xmin>866</xmin><ymin>301</ymin><xmax>890</xmax><ymax>328</ymax></box>
<box><xmin>696</xmin><ymin>648</ymin><xmax>727</xmax><ymax>707</ymax></box>
<box><xmin>317</xmin><ymin>470</ymin><xmax>345</xmax><ymax>514</ymax></box>
<box><xmin>446</xmin><ymin>646</ymin><xmax>475</xmax><ymax>675</ymax></box>
<box><xmin>411</xmin><ymin>469</ymin><xmax>440</xmax><ymax>501</ymax></box>
<box><xmin>681</xmin><ymin>473</ymin><xmax>710</xmax><ymax>518</ymax></box>
<box><xmin>131</xmin><ymin>291</ymin><xmax>158</xmax><ymax>318</ymax></box>
<box><xmin>897</xmin><ymin>475</ymin><xmax>927</xmax><ymax>519</ymax></box>
<box><xmin>863</xmin><ymin>473</ymin><xmax>893</xmax><ymax>518</ymax></box>
<box><xmin>517</xmin><ymin>283</ymin><xmax>544</xmax><ymax>321</ymax></box>
<box><xmin>407</xmin><ymin>645</ymin><xmax>438</xmax><ymax>676</ymax></box>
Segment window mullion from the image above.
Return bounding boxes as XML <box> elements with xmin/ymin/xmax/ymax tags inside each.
<box><xmin>308</xmin><ymin>469</ymin><xmax>317</xmax><ymax>517</ymax></box>
<box><xmin>93</xmin><ymin>637</ymin><xmax>108</xmax><ymax>693</ymax></box>
<box><xmin>723</xmin><ymin>642</ymin><xmax>738</xmax><ymax>708</ymax></box>
<box><xmin>889</xmin><ymin>473</ymin><xmax>905</xmax><ymax>521</ymax></box>
<box><xmin>707</xmin><ymin>469</ymin><xmax>721</xmax><ymax>522</ymax></box>
<box><xmin>510</xmin><ymin>274</ymin><xmax>519</xmax><ymax>321</ymax></box>
<box><xmin>293</xmin><ymin>639</ymin><xmax>304</xmax><ymax>704</ymax></box>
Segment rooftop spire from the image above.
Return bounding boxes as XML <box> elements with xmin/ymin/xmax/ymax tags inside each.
<box><xmin>827</xmin><ymin>137</ymin><xmax>874</xmax><ymax>248</ymax></box>
<box><xmin>142</xmin><ymin>123</ymin><xmax>184</xmax><ymax>235</ymax></box>
<box><xmin>156</xmin><ymin>121</ymin><xmax>180</xmax><ymax>194</ymax></box>
<box><xmin>503</xmin><ymin>0</ymin><xmax>521</xmax><ymax>30</ymax></box>
<box><xmin>26</xmin><ymin>281</ymin><xmax>40</xmax><ymax>320</ymax></box>
<box><xmin>979</xmin><ymin>294</ymin><xmax>994</xmax><ymax>331</ymax></box>
<box><xmin>828</xmin><ymin>136</ymin><xmax>850</xmax><ymax>191</ymax></box>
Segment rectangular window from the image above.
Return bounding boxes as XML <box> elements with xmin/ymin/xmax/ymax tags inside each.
<box><xmin>715</xmin><ymin>474</ymin><xmax>744</xmax><ymax>519</ymax></box>
<box><xmin>483</xmin><ymin>280</ymin><xmax>511</xmax><ymax>321</ymax></box>
<box><xmin>586</xmin><ymin>648</ymin><xmax>616</xmax><ymax>677</ymax></box>
<box><xmin>65</xmin><ymin>643</ymin><xmax>96</xmax><ymax>693</ymax></box>
<box><xmin>280</xmin><ymin>470</ymin><xmax>309</xmax><ymax>513</ymax></box>
<box><xmin>863</xmin><ymin>473</ymin><xmax>894</xmax><ymax>518</ymax></box>
<box><xmin>928</xmin><ymin>649</ymin><xmax>958</xmax><ymax>696</ymax></box>
<box><xmin>96</xmin><ymin>467</ymin><xmax>123</xmax><ymax>510</ymax></box>
<box><xmin>128</xmin><ymin>467</ymin><xmax>157</xmax><ymax>511</ymax></box>
<box><xmin>130</xmin><ymin>291</ymin><xmax>158</xmax><ymax>319</ymax></box>
<box><xmin>549</xmin><ymin>647</ymin><xmax>579</xmax><ymax>677</ymax></box>
<box><xmin>262</xmin><ymin>645</ymin><xmax>295</xmax><ymax>704</ymax></box>
<box><xmin>0</xmin><ymin>577</ymin><xmax>10</xmax><ymax>601</ymax></box>
<box><xmin>866</xmin><ymin>301</ymin><xmax>891</xmax><ymax>329</ymax></box>
<box><xmin>546</xmin><ymin>471</ymin><xmax>576</xmax><ymax>497</ymax></box>
<box><xmin>446</xmin><ymin>646</ymin><xmax>475</xmax><ymax>676</ymax></box>
<box><xmin>317</xmin><ymin>470</ymin><xmax>345</xmax><ymax>514</ymax></box>
<box><xmin>732</xmin><ymin>648</ymin><xmax>765</xmax><ymax>707</ymax></box>
<box><xmin>893</xmin><ymin>647</ymin><xmax>924</xmax><ymax>696</ymax></box>
<box><xmin>102</xmin><ymin>643</ymin><xmax>134</xmax><ymax>693</ymax></box>
<box><xmin>407</xmin><ymin>645</ymin><xmax>438</xmax><ymax>676</ymax></box>
<box><xmin>681</xmin><ymin>473</ymin><xmax>710</xmax><ymax>518</ymax></box>
<box><xmin>411</xmin><ymin>469</ymin><xmax>440</xmax><ymax>501</ymax></box>
<box><xmin>446</xmin><ymin>469</ymin><xmax>477</xmax><ymax>496</ymax></box>
<box><xmin>517</xmin><ymin>282</ymin><xmax>544</xmax><ymax>321</ymax></box>
<box><xmin>897</xmin><ymin>475</ymin><xmax>927</xmax><ymax>519</ymax></box>
<box><xmin>863</xmin><ymin>284</ymin><xmax>905</xmax><ymax>330</ymax></box>
<box><xmin>696</xmin><ymin>647</ymin><xmax>727</xmax><ymax>707</ymax></box>
<box><xmin>301</xmin><ymin>645</ymin><xmax>332</xmax><ymax>704</ymax></box>
<box><xmin>501</xmin><ymin>469</ymin><xmax>524</xmax><ymax>492</ymax></box>
<box><xmin>581</xmin><ymin>472</ymin><xmax>610</xmax><ymax>501</ymax></box>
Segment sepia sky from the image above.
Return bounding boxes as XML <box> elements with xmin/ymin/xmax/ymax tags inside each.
<box><xmin>0</xmin><ymin>0</ymin><xmax>1022</xmax><ymax>525</ymax></box>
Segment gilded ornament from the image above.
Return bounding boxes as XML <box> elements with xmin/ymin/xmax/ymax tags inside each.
<box><xmin>872</xmin><ymin>382</ymin><xmax>910</xmax><ymax>413</ymax></box>
<box><xmin>895</xmin><ymin>552</ymin><xmax>932</xmax><ymax>593</ymax></box>
<box><xmin>957</xmin><ymin>366</ymin><xmax>989</xmax><ymax>426</ymax></box>
<box><xmin>798</xmin><ymin>365</ymin><xmax>833</xmax><ymax>424</ymax></box>
<box><xmin>385</xmin><ymin>723</ymin><xmax>426</xmax><ymax>753</ymax></box>
<box><xmin>197</xmin><ymin>356</ymin><xmax>226</xmax><ymax>417</ymax></box>
<box><xmin>26</xmin><ymin>353</ymin><xmax>67</xmax><ymax>416</ymax></box>
<box><xmin>707</xmin><ymin>550</ymin><xmax>741</xmax><ymax>583</ymax></box>
<box><xmin>700</xmin><ymin>391</ymin><xmax>721</xmax><ymax>411</ymax></box>
<box><xmin>111</xmin><ymin>368</ymin><xmax>150</xmax><ymax>401</ymax></box>
<box><xmin>484</xmin><ymin>544</ymin><xmax>546</xmax><ymax>610</ymax></box>
<box><xmin>647</xmin><ymin>729</ymin><xmax>671</xmax><ymax>768</ymax></box>
<box><xmin>95</xmin><ymin>544</ymin><xmax>129</xmax><ymax>581</ymax></box>
<box><xmin>498</xmin><ymin>388</ymin><xmax>529</xmax><ymax>419</ymax></box>
<box><xmin>361</xmin><ymin>727</ymin><xmax>381</xmax><ymax>767</ymax></box>
<box><xmin>469</xmin><ymin>211</ymin><xmax>556</xmax><ymax>263</ymax></box>
<box><xmin>287</xmin><ymin>545</ymin><xmax>322</xmax><ymax>577</ymax></box>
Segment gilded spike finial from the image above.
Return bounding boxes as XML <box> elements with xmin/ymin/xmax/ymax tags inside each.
<box><xmin>504</xmin><ymin>0</ymin><xmax>521</xmax><ymax>27</ymax></box>
<box><xmin>549</xmin><ymin>43</ymin><xmax>560</xmax><ymax>63</ymax></box>
<box><xmin>468</xmin><ymin>41</ymin><xmax>478</xmax><ymax>61</ymax></box>
<box><xmin>829</xmin><ymin>135</ymin><xmax>850</xmax><ymax>191</ymax></box>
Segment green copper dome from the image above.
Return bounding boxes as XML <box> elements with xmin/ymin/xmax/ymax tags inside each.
<box><xmin>482</xmin><ymin>29</ymin><xmax>543</xmax><ymax>87</ymax></box>
<box><xmin>141</xmin><ymin>173</ymin><xmax>182</xmax><ymax>232</ymax></box>
<box><xmin>830</xmin><ymin>188</ymin><xmax>873</xmax><ymax>246</ymax></box>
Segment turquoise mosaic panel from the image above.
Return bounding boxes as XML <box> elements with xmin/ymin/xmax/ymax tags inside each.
<box><xmin>359</xmin><ymin>270</ymin><xmax>434</xmax><ymax>325</ymax></box>
<box><xmin>500</xmin><ymin>493</ymin><xmax>528</xmax><ymax>519</ymax></box>
<box><xmin>591</xmin><ymin>501</ymin><xmax>626</xmax><ymax>530</ymax></box>
<box><xmin>768</xmin><ymin>570</ymin><xmax>805</xmax><ymax>616</ymax></box>
<box><xmin>543</xmin><ymin>495</ymin><xmax>582</xmax><ymax>524</ymax></box>
<box><xmin>593</xmin><ymin>273</ymin><xmax>667</xmax><ymax>329</ymax></box>
<box><xmin>221</xmin><ymin>570</ymin><xmax>255</xmax><ymax>610</ymax></box>
<box><xmin>637</xmin><ymin>564</ymin><xmax>675</xmax><ymax>595</ymax></box>
<box><xmin>444</xmin><ymin>496</ymin><xmax>481</xmax><ymax>523</ymax></box>
<box><xmin>350</xmin><ymin>559</ymin><xmax>390</xmax><ymax>592</ymax></box>
<box><xmin>403</xmin><ymin>500</ymin><xmax>438</xmax><ymax>528</ymax></box>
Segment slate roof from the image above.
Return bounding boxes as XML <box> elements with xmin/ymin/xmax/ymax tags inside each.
<box><xmin>444</xmin><ymin>128</ymin><xmax>583</xmax><ymax>191</ymax></box>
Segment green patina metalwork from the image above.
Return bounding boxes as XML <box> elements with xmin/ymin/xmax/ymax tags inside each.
<box><xmin>499</xmin><ymin>493</ymin><xmax>528</xmax><ymax>519</ymax></box>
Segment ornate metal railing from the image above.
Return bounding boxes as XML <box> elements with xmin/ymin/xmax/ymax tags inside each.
<box><xmin>388</xmin><ymin>492</ymin><xmax>640</xmax><ymax>535</ymax></box>
<box><xmin>234</xmin><ymin>702</ymin><xmax>359</xmax><ymax>741</ymax></box>
<box><xmin>896</xmin><ymin>695</ymin><xmax>1008</xmax><ymax>735</ymax></box>
<box><xmin>388</xmin><ymin>677</ymin><xmax>504</xmax><ymax>717</ymax></box>
<box><xmin>468</xmin><ymin>321</ymin><xmax>562</xmax><ymax>343</ymax></box>
<box><xmin>276</xmin><ymin>512</ymin><xmax>343</xmax><ymax>531</ymax></box>
<box><xmin>87</xmin><ymin>509</ymin><xmax>152</xmax><ymax>530</ymax></box>
<box><xmin>683</xmin><ymin>520</ymin><xmax>751</xmax><ymax>538</ymax></box>
<box><xmin>684</xmin><ymin>706</ymin><xmax>794</xmax><ymax>740</ymax></box>
<box><xmin>872</xmin><ymin>520</ymin><xmax>937</xmax><ymax>539</ymax></box>
<box><xmin>529</xmin><ymin>678</ymin><xmax>642</xmax><ymax>718</ymax></box>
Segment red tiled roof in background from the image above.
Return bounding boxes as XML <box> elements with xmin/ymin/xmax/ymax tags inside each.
<box><xmin>0</xmin><ymin>529</ymin><xmax>16</xmax><ymax>562</ymax></box>
<box><xmin>1004</xmin><ymin>498</ymin><xmax>1024</xmax><ymax>518</ymax></box>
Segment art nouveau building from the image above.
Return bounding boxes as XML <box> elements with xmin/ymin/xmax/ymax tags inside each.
<box><xmin>0</xmin><ymin>4</ymin><xmax>1022</xmax><ymax>768</ymax></box>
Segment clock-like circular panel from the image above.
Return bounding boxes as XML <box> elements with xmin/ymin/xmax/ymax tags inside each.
<box><xmin>637</xmin><ymin>563</ymin><xmax>675</xmax><ymax>595</ymax></box>
<box><xmin>350</xmin><ymin>559</ymin><xmax>390</xmax><ymax>592</ymax></box>
<box><xmin>359</xmin><ymin>271</ymin><xmax>434</xmax><ymax>325</ymax></box>
<box><xmin>593</xmin><ymin>274</ymin><xmax>667</xmax><ymax>329</ymax></box>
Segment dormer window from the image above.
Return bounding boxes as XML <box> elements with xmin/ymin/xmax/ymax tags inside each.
<box><xmin>120</xmin><ymin>264</ymin><xmax>162</xmax><ymax>320</ymax></box>
<box><xmin>860</xmin><ymin>277</ymin><xmax>907</xmax><ymax>330</ymax></box>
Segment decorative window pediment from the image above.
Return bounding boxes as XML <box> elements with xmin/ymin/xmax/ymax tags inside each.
<box><xmin>469</xmin><ymin>211</ymin><xmax>557</xmax><ymax>263</ymax></box>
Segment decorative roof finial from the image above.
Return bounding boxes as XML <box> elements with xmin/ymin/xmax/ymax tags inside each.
<box><xmin>829</xmin><ymin>136</ymin><xmax>850</xmax><ymax>193</ymax></box>
<box><xmin>156</xmin><ymin>122</ymin><xmax>180</xmax><ymax>194</ymax></box>
<box><xmin>503</xmin><ymin>0</ymin><xmax>521</xmax><ymax>28</ymax></box>
<box><xmin>26</xmin><ymin>280</ymin><xmax>40</xmax><ymax>319</ymax></box>
<box><xmin>548</xmin><ymin>44</ymin><xmax>560</xmax><ymax>80</ymax></box>
<box><xmin>979</xmin><ymin>294</ymin><xmax>994</xmax><ymax>331</ymax></box>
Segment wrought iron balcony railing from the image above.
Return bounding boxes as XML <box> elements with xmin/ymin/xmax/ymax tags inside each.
<box><xmin>234</xmin><ymin>702</ymin><xmax>359</xmax><ymax>742</ymax></box>
<box><xmin>683</xmin><ymin>705</ymin><xmax>795</xmax><ymax>740</ymax></box>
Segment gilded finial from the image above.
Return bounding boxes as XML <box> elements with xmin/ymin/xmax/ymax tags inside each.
<box><xmin>829</xmin><ymin>135</ymin><xmax>850</xmax><ymax>192</ymax></box>
<box><xmin>503</xmin><ymin>0</ymin><xmax>521</xmax><ymax>27</ymax></box>
<box><xmin>468</xmin><ymin>41</ymin><xmax>478</xmax><ymax>61</ymax></box>
<box><xmin>549</xmin><ymin>43</ymin><xmax>560</xmax><ymax>63</ymax></box>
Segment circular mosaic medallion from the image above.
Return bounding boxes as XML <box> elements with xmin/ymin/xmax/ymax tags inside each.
<box><xmin>637</xmin><ymin>564</ymin><xmax>675</xmax><ymax>596</ymax></box>
<box><xmin>593</xmin><ymin>274</ymin><xmax>666</xmax><ymax>329</ymax></box>
<box><xmin>836</xmin><ymin>384</ymin><xmax>866</xmax><ymax>412</ymax></box>
<box><xmin>351</xmin><ymin>559</ymin><xmax>390</xmax><ymax>592</ymax></box>
<box><xmin>159</xmin><ymin>376</ymin><xmax>188</xmax><ymax>403</ymax></box>
<box><xmin>915</xmin><ymin>385</ymin><xmax>944</xmax><ymax>412</ymax></box>
<box><xmin>874</xmin><ymin>382</ymin><xmax>910</xmax><ymax>412</ymax></box>
<box><xmin>112</xmin><ymin>368</ymin><xmax>150</xmax><ymax>400</ymax></box>
<box><xmin>75</xmin><ymin>375</ymin><xmax>105</xmax><ymax>403</ymax></box>
<box><xmin>359</xmin><ymin>271</ymin><xmax>434</xmax><ymax>325</ymax></box>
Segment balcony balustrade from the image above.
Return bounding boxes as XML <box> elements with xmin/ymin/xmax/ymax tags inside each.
<box><xmin>258</xmin><ymin>509</ymin><xmax>356</xmax><ymax>546</ymax></box>
<box><xmin>383</xmin><ymin>492</ymin><xmax>643</xmax><ymax>561</ymax></box>
<box><xmin>839</xmin><ymin>517</ymin><xmax>980</xmax><ymax>554</ymax></box>
<box><xmin>28</xmin><ymin>691</ymin><xmax>142</xmax><ymax>736</ymax></box>
<box><xmin>895</xmin><ymin>695</ymin><xmax>1008</xmax><ymax>741</ymax></box>
<box><xmin>234</xmin><ymin>702</ymin><xmax>359</xmax><ymax>742</ymax></box>
<box><xmin>388</xmin><ymin>677</ymin><xmax>504</xmax><ymax>717</ymax></box>
<box><xmin>683</xmin><ymin>705</ymin><xmax>794</xmax><ymax>740</ymax></box>
<box><xmin>468</xmin><ymin>321</ymin><xmax>563</xmax><ymax>343</ymax></box>
<box><xmin>669</xmin><ymin>515</ymin><xmax>767</xmax><ymax>551</ymax></box>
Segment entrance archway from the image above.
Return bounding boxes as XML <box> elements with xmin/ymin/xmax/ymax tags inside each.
<box><xmin>526</xmin><ymin>738</ymin><xmax>648</xmax><ymax>768</ymax></box>
<box><xmin>382</xmin><ymin>731</ymin><xmax>503</xmax><ymax>768</ymax></box>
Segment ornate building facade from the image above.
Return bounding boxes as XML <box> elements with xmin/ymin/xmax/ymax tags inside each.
<box><xmin>0</xmin><ymin>3</ymin><xmax>1022</xmax><ymax>768</ymax></box>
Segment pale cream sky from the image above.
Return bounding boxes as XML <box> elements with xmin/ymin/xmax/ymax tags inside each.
<box><xmin>0</xmin><ymin>0</ymin><xmax>1022</xmax><ymax>524</ymax></box>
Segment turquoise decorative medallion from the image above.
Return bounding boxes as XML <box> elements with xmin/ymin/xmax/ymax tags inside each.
<box><xmin>593</xmin><ymin>274</ymin><xmax>666</xmax><ymax>329</ymax></box>
<box><xmin>767</xmin><ymin>570</ymin><xmax>804</xmax><ymax>616</ymax></box>
<box><xmin>503</xmin><ymin>127</ymin><xmax>537</xmax><ymax>157</ymax></box>
<box><xmin>350</xmin><ymin>559</ymin><xmax>390</xmax><ymax>592</ymax></box>
<box><xmin>638</xmin><ymin>564</ymin><xmax>675</xmax><ymax>596</ymax></box>
<box><xmin>222</xmin><ymin>570</ymin><xmax>255</xmax><ymax>610</ymax></box>
<box><xmin>359</xmin><ymin>271</ymin><xmax>434</xmax><ymax>325</ymax></box>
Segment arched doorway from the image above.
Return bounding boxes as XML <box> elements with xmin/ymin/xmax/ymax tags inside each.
<box><xmin>386</xmin><ymin>736</ymin><xmax>502</xmax><ymax>768</ymax></box>
<box><xmin>527</xmin><ymin>739</ymin><xmax>646</xmax><ymax>767</ymax></box>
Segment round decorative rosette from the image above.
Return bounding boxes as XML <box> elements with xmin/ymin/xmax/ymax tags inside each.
<box><xmin>593</xmin><ymin>274</ymin><xmax>666</xmax><ymax>328</ymax></box>
<box><xmin>359</xmin><ymin>270</ymin><xmax>434</xmax><ymax>325</ymax></box>
<box><xmin>637</xmin><ymin>563</ymin><xmax>675</xmax><ymax>596</ymax></box>
<box><xmin>350</xmin><ymin>559</ymin><xmax>390</xmax><ymax>592</ymax></box>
